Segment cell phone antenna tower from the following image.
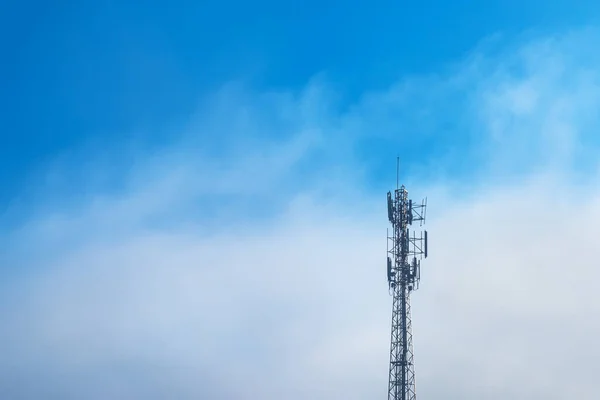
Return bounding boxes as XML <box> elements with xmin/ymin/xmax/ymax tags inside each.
<box><xmin>386</xmin><ymin>158</ymin><xmax>428</xmax><ymax>400</ymax></box>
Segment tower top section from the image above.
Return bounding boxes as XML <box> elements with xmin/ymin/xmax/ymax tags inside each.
<box><xmin>386</xmin><ymin>184</ymin><xmax>428</xmax><ymax>292</ymax></box>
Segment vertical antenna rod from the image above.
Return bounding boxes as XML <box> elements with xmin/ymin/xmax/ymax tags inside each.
<box><xmin>386</xmin><ymin>159</ymin><xmax>428</xmax><ymax>400</ymax></box>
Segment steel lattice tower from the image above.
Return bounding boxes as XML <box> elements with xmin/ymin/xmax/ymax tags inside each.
<box><xmin>386</xmin><ymin>166</ymin><xmax>428</xmax><ymax>400</ymax></box>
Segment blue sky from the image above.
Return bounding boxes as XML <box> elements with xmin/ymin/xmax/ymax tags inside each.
<box><xmin>3</xmin><ymin>1</ymin><xmax>600</xmax><ymax>399</ymax></box>
<box><xmin>3</xmin><ymin>0</ymin><xmax>600</xmax><ymax>210</ymax></box>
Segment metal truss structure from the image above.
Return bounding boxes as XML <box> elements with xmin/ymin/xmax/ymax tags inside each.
<box><xmin>386</xmin><ymin>173</ymin><xmax>428</xmax><ymax>400</ymax></box>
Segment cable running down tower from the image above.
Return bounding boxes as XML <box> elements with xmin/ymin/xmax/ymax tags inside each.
<box><xmin>386</xmin><ymin>162</ymin><xmax>428</xmax><ymax>400</ymax></box>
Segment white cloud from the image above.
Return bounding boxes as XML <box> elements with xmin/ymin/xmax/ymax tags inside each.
<box><xmin>3</xmin><ymin>28</ymin><xmax>600</xmax><ymax>399</ymax></box>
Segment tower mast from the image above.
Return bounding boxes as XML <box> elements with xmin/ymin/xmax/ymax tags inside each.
<box><xmin>386</xmin><ymin>161</ymin><xmax>428</xmax><ymax>400</ymax></box>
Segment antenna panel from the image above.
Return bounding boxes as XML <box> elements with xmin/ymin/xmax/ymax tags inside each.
<box><xmin>387</xmin><ymin>192</ymin><xmax>394</xmax><ymax>223</ymax></box>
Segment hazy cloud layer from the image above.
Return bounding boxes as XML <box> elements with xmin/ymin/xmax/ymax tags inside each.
<box><xmin>3</xmin><ymin>29</ymin><xmax>600</xmax><ymax>399</ymax></box>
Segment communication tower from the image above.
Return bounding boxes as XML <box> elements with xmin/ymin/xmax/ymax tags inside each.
<box><xmin>386</xmin><ymin>159</ymin><xmax>428</xmax><ymax>400</ymax></box>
